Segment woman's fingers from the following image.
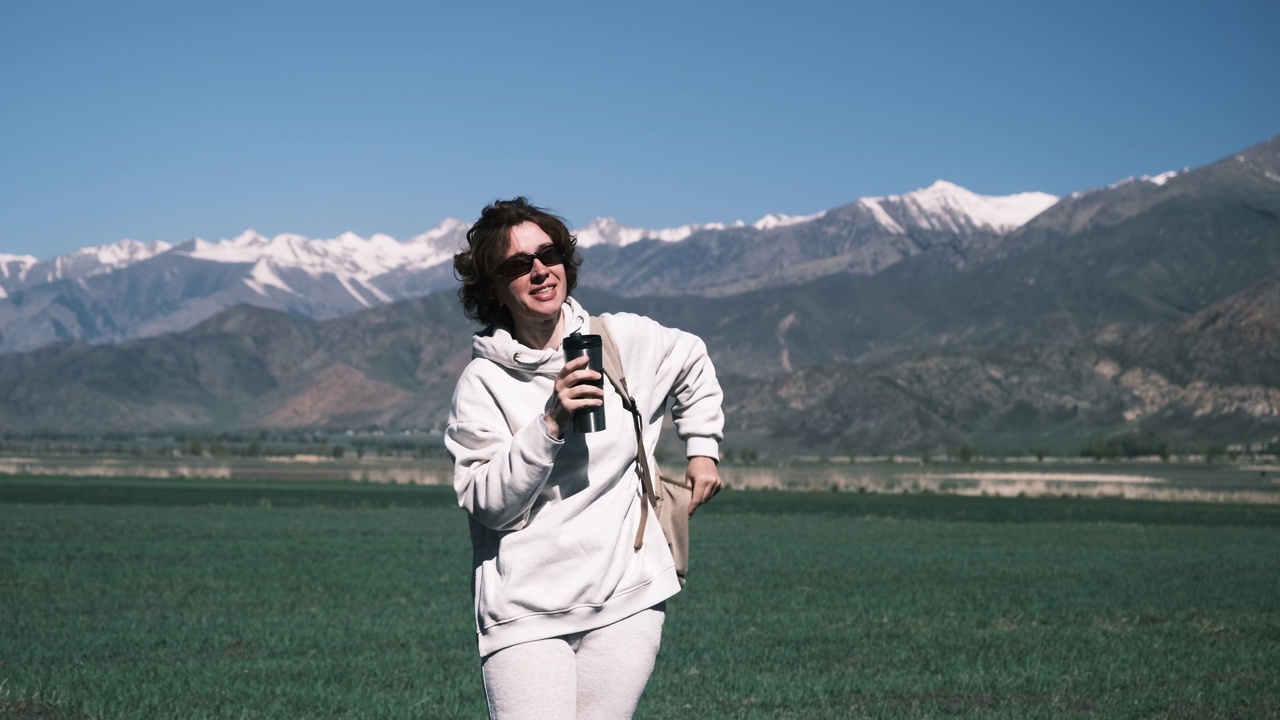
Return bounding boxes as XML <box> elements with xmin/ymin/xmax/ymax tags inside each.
<box><xmin>562</xmin><ymin>354</ymin><xmax>590</xmax><ymax>373</ymax></box>
<box><xmin>550</xmin><ymin>356</ymin><xmax>603</xmax><ymax>426</ymax></box>
<box><xmin>560</xmin><ymin>357</ymin><xmax>602</xmax><ymax>397</ymax></box>
<box><xmin>557</xmin><ymin>378</ymin><xmax>603</xmax><ymax>409</ymax></box>
<box><xmin>686</xmin><ymin>456</ymin><xmax>722</xmax><ymax>515</ymax></box>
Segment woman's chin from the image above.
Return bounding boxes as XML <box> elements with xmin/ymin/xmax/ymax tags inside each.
<box><xmin>513</xmin><ymin>294</ymin><xmax>564</xmax><ymax>327</ymax></box>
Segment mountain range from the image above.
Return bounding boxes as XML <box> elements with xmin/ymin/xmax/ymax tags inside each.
<box><xmin>1</xmin><ymin>135</ymin><xmax>1277</xmax><ymax>455</ymax></box>
<box><xmin>0</xmin><ymin>181</ymin><xmax>1055</xmax><ymax>355</ymax></box>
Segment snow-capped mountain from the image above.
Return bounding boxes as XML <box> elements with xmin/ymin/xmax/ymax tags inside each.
<box><xmin>2</xmin><ymin>239</ymin><xmax>172</xmax><ymax>294</ymax></box>
<box><xmin>1108</xmin><ymin>170</ymin><xmax>1183</xmax><ymax>190</ymax></box>
<box><xmin>0</xmin><ymin>181</ymin><xmax>1066</xmax><ymax>353</ymax></box>
<box><xmin>576</xmin><ymin>209</ymin><xmax>838</xmax><ymax>247</ymax></box>
<box><xmin>406</xmin><ymin>217</ymin><xmax>471</xmax><ymax>253</ymax></box>
<box><xmin>573</xmin><ymin>182</ymin><xmax>1053</xmax><ymax>251</ymax></box>
<box><xmin>752</xmin><ymin>211</ymin><xmax>828</xmax><ymax>231</ymax></box>
<box><xmin>0</xmin><ymin>253</ymin><xmax>37</xmax><ymax>277</ymax></box>
<box><xmin>0</xmin><ymin>254</ymin><xmax>37</xmax><ymax>299</ymax></box>
<box><xmin>178</xmin><ymin>228</ymin><xmax>455</xmax><ymax>281</ymax></box>
<box><xmin>574</xmin><ymin>217</ymin><xmax>745</xmax><ymax>247</ymax></box>
<box><xmin>0</xmin><ymin>218</ymin><xmax>475</xmax><ymax>354</ymax></box>
<box><xmin>1062</xmin><ymin>169</ymin><xmax>1189</xmax><ymax>202</ymax></box>
<box><xmin>863</xmin><ymin>180</ymin><xmax>1058</xmax><ymax>234</ymax></box>
<box><xmin>0</xmin><ymin>220</ymin><xmax>469</xmax><ymax>299</ymax></box>
<box><xmin>574</xmin><ymin>181</ymin><xmax>1063</xmax><ymax>296</ymax></box>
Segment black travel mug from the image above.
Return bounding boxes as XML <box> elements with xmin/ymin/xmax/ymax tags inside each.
<box><xmin>562</xmin><ymin>331</ymin><xmax>605</xmax><ymax>432</ymax></box>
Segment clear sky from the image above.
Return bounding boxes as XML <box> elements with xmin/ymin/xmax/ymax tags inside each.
<box><xmin>3</xmin><ymin>0</ymin><xmax>1277</xmax><ymax>259</ymax></box>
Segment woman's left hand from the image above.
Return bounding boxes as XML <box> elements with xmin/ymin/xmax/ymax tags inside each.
<box><xmin>686</xmin><ymin>456</ymin><xmax>722</xmax><ymax>516</ymax></box>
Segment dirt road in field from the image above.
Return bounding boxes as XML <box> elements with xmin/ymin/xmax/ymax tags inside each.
<box><xmin>727</xmin><ymin>464</ymin><xmax>1280</xmax><ymax>504</ymax></box>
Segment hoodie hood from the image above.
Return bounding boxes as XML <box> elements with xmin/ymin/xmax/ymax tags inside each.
<box><xmin>472</xmin><ymin>296</ymin><xmax>591</xmax><ymax>376</ymax></box>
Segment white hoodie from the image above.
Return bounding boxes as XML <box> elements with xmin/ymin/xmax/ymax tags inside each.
<box><xmin>446</xmin><ymin>297</ymin><xmax>723</xmax><ymax>657</ymax></box>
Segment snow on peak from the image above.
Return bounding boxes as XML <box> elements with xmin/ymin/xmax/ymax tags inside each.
<box><xmin>180</xmin><ymin>228</ymin><xmax>455</xmax><ymax>279</ymax></box>
<box><xmin>752</xmin><ymin>211</ymin><xmax>826</xmax><ymax>230</ymax></box>
<box><xmin>232</xmin><ymin>229</ymin><xmax>270</xmax><ymax>245</ymax></box>
<box><xmin>16</xmin><ymin>238</ymin><xmax>174</xmax><ymax>286</ymax></box>
<box><xmin>407</xmin><ymin>218</ymin><xmax>469</xmax><ymax>254</ymax></box>
<box><xmin>0</xmin><ymin>253</ymin><xmax>38</xmax><ymax>278</ymax></box>
<box><xmin>576</xmin><ymin>217</ymin><xmax>644</xmax><ymax>247</ymax></box>
<box><xmin>1109</xmin><ymin>169</ymin><xmax>1184</xmax><ymax>189</ymax></box>
<box><xmin>0</xmin><ymin>253</ymin><xmax>37</xmax><ymax>292</ymax></box>
<box><xmin>187</xmin><ymin>231</ymin><xmax>270</xmax><ymax>263</ymax></box>
<box><xmin>1069</xmin><ymin>168</ymin><xmax>1190</xmax><ymax>200</ymax></box>
<box><xmin>575</xmin><ymin>217</ymin><xmax>745</xmax><ymax>248</ymax></box>
<box><xmin>856</xmin><ymin>198</ymin><xmax>907</xmax><ymax>234</ymax></box>
<box><xmin>243</xmin><ymin>259</ymin><xmax>300</xmax><ymax>298</ymax></box>
<box><xmin>73</xmin><ymin>237</ymin><xmax>173</xmax><ymax>268</ymax></box>
<box><xmin>410</xmin><ymin>217</ymin><xmax>469</xmax><ymax>243</ymax></box>
<box><xmin>869</xmin><ymin>181</ymin><xmax>1058</xmax><ymax>233</ymax></box>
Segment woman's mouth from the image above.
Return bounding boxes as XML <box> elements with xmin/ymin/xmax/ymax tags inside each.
<box><xmin>531</xmin><ymin>285</ymin><xmax>556</xmax><ymax>299</ymax></box>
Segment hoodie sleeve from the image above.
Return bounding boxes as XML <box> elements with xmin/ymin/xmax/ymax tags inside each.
<box><xmin>446</xmin><ymin>361</ymin><xmax>563</xmax><ymax>532</ymax></box>
<box><xmin>610</xmin><ymin>313</ymin><xmax>724</xmax><ymax>460</ymax></box>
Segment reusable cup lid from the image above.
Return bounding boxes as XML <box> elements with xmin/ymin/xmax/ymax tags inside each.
<box><xmin>562</xmin><ymin>331</ymin><xmax>601</xmax><ymax>350</ymax></box>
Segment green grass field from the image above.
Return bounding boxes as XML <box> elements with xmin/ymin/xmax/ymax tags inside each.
<box><xmin>2</xmin><ymin>476</ymin><xmax>1278</xmax><ymax>719</ymax></box>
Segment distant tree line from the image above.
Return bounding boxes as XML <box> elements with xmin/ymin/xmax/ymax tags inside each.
<box><xmin>1079</xmin><ymin>435</ymin><xmax>1175</xmax><ymax>461</ymax></box>
<box><xmin>0</xmin><ymin>428</ymin><xmax>449</xmax><ymax>461</ymax></box>
<box><xmin>939</xmin><ymin>435</ymin><xmax>1278</xmax><ymax>463</ymax></box>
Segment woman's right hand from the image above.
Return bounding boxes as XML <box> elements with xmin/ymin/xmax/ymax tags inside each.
<box><xmin>544</xmin><ymin>355</ymin><xmax>604</xmax><ymax>439</ymax></box>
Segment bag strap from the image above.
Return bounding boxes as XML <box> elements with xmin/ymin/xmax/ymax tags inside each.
<box><xmin>593</xmin><ymin>316</ymin><xmax>658</xmax><ymax>551</ymax></box>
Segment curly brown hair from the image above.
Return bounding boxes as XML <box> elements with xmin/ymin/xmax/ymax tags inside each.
<box><xmin>454</xmin><ymin>197</ymin><xmax>583</xmax><ymax>327</ymax></box>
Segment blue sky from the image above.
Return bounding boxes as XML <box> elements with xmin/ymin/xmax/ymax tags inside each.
<box><xmin>3</xmin><ymin>0</ymin><xmax>1277</xmax><ymax>259</ymax></box>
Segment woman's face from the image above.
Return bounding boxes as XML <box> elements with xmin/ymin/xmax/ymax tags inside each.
<box><xmin>493</xmin><ymin>221</ymin><xmax>568</xmax><ymax>334</ymax></box>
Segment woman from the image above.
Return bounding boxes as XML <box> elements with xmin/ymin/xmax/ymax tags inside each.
<box><xmin>446</xmin><ymin>197</ymin><xmax>724</xmax><ymax>719</ymax></box>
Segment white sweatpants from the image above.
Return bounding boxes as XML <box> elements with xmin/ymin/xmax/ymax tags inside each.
<box><xmin>480</xmin><ymin>605</ymin><xmax>666</xmax><ymax>720</ymax></box>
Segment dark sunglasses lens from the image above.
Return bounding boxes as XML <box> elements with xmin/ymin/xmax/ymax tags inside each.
<box><xmin>495</xmin><ymin>247</ymin><xmax>564</xmax><ymax>278</ymax></box>
<box><xmin>536</xmin><ymin>246</ymin><xmax>565</xmax><ymax>266</ymax></box>
<box><xmin>495</xmin><ymin>256</ymin><xmax>534</xmax><ymax>278</ymax></box>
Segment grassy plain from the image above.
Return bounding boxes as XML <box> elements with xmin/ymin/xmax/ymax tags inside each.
<box><xmin>2</xmin><ymin>475</ymin><xmax>1279</xmax><ymax>719</ymax></box>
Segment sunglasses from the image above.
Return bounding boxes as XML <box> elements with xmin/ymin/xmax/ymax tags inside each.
<box><xmin>493</xmin><ymin>245</ymin><xmax>565</xmax><ymax>279</ymax></box>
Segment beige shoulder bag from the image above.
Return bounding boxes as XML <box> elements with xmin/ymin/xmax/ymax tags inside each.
<box><xmin>593</xmin><ymin>316</ymin><xmax>692</xmax><ymax>586</ymax></box>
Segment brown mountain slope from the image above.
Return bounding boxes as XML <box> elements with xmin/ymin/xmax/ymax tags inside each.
<box><xmin>0</xmin><ymin>293</ymin><xmax>475</xmax><ymax>433</ymax></box>
<box><xmin>722</xmin><ymin>273</ymin><xmax>1280</xmax><ymax>454</ymax></box>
